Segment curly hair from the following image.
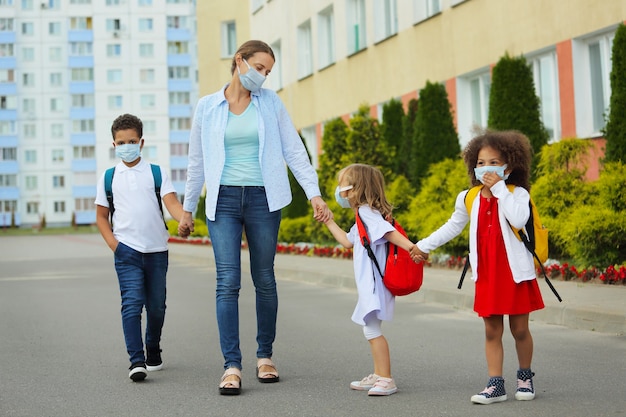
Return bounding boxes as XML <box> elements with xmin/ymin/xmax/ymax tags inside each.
<box><xmin>462</xmin><ymin>130</ymin><xmax>533</xmax><ymax>191</ymax></box>
<box><xmin>111</xmin><ymin>114</ymin><xmax>143</xmax><ymax>140</ymax></box>
<box><xmin>230</xmin><ymin>40</ymin><xmax>275</xmax><ymax>75</ymax></box>
<box><xmin>338</xmin><ymin>163</ymin><xmax>393</xmax><ymax>219</ymax></box>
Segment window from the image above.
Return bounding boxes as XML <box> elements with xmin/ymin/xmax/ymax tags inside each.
<box><xmin>588</xmin><ymin>33</ymin><xmax>614</xmax><ymax>134</ymax></box>
<box><xmin>70</xmin><ymin>17</ymin><xmax>92</xmax><ymax>30</ymax></box>
<box><xmin>24</xmin><ymin>124</ymin><xmax>36</xmax><ymax>138</ymax></box>
<box><xmin>142</xmin><ymin>145</ymin><xmax>157</xmax><ymax>159</ymax></box>
<box><xmin>139</xmin><ymin>0</ymin><xmax>152</xmax><ymax>5</ymax></box>
<box><xmin>170</xmin><ymin>169</ymin><xmax>187</xmax><ymax>182</ymax></box>
<box><xmin>51</xmin><ymin>123</ymin><xmax>64</xmax><ymax>137</ymax></box>
<box><xmin>0</xmin><ymin>43</ymin><xmax>14</xmax><ymax>56</ymax></box>
<box><xmin>139</xmin><ymin>43</ymin><xmax>153</xmax><ymax>57</ymax></box>
<box><xmin>0</xmin><ymin>18</ymin><xmax>14</xmax><ymax>31</ymax></box>
<box><xmin>54</xmin><ymin>201</ymin><xmax>66</xmax><ymax>213</ymax></box>
<box><xmin>26</xmin><ymin>202</ymin><xmax>39</xmax><ymax>214</ymax></box>
<box><xmin>140</xmin><ymin>94</ymin><xmax>155</xmax><ymax>108</ymax></box>
<box><xmin>107</xmin><ymin>69</ymin><xmax>122</xmax><ymax>83</ymax></box>
<box><xmin>374</xmin><ymin>0</ymin><xmax>398</xmax><ymax>42</ymax></box>
<box><xmin>22</xmin><ymin>98</ymin><xmax>35</xmax><ymax>113</ymax></box>
<box><xmin>0</xmin><ymin>121</ymin><xmax>15</xmax><ymax>134</ymax></box>
<box><xmin>73</xmin><ymin>146</ymin><xmax>95</xmax><ymax>159</ymax></box>
<box><xmin>50</xmin><ymin>72</ymin><xmax>62</xmax><ymax>86</ymax></box>
<box><xmin>75</xmin><ymin>198</ymin><xmax>93</xmax><ymax>211</ymax></box>
<box><xmin>21</xmin><ymin>47</ymin><xmax>35</xmax><ymax>61</ymax></box>
<box><xmin>50</xmin><ymin>98</ymin><xmax>63</xmax><ymax>112</ymax></box>
<box><xmin>73</xmin><ymin>171</ymin><xmax>96</xmax><ymax>186</ymax></box>
<box><xmin>53</xmin><ymin>175</ymin><xmax>65</xmax><ymax>188</ymax></box>
<box><xmin>221</xmin><ymin>21</ymin><xmax>237</xmax><ymax>57</ymax></box>
<box><xmin>1</xmin><ymin>147</ymin><xmax>16</xmax><ymax>161</ymax></box>
<box><xmin>106</xmin><ymin>44</ymin><xmax>121</xmax><ymax>57</ymax></box>
<box><xmin>456</xmin><ymin>70</ymin><xmax>491</xmax><ymax>145</ymax></box>
<box><xmin>347</xmin><ymin>0</ymin><xmax>366</xmax><ymax>54</ymax></box>
<box><xmin>0</xmin><ymin>174</ymin><xmax>17</xmax><ymax>186</ymax></box>
<box><xmin>318</xmin><ymin>6</ymin><xmax>335</xmax><ymax>69</ymax></box>
<box><xmin>52</xmin><ymin>150</ymin><xmax>64</xmax><ymax>163</ymax></box>
<box><xmin>297</xmin><ymin>20</ymin><xmax>313</xmax><ymax>79</ymax></box>
<box><xmin>107</xmin><ymin>95</ymin><xmax>123</xmax><ymax>109</ymax></box>
<box><xmin>0</xmin><ymin>95</ymin><xmax>16</xmax><ymax>109</ymax></box>
<box><xmin>49</xmin><ymin>47</ymin><xmax>62</xmax><ymax>62</ymax></box>
<box><xmin>21</xmin><ymin>0</ymin><xmax>32</xmax><ymax>9</ymax></box>
<box><xmin>71</xmin><ymin>68</ymin><xmax>93</xmax><ymax>81</ymax></box>
<box><xmin>48</xmin><ymin>22</ymin><xmax>61</xmax><ymax>36</ymax></box>
<box><xmin>22</xmin><ymin>73</ymin><xmax>35</xmax><ymax>87</ymax></box>
<box><xmin>72</xmin><ymin>119</ymin><xmax>94</xmax><ymax>133</ymax></box>
<box><xmin>140</xmin><ymin>69</ymin><xmax>155</xmax><ymax>83</ymax></box>
<box><xmin>168</xmin><ymin>66</ymin><xmax>189</xmax><ymax>79</ymax></box>
<box><xmin>106</xmin><ymin>0</ymin><xmax>120</xmax><ymax>4</ymax></box>
<box><xmin>169</xmin><ymin>91</ymin><xmax>190</xmax><ymax>105</ymax></box>
<box><xmin>170</xmin><ymin>143</ymin><xmax>188</xmax><ymax>156</ymax></box>
<box><xmin>47</xmin><ymin>0</ymin><xmax>60</xmax><ymax>9</ymax></box>
<box><xmin>414</xmin><ymin>0</ymin><xmax>441</xmax><ymax>23</ymax></box>
<box><xmin>138</xmin><ymin>18</ymin><xmax>153</xmax><ymax>32</ymax></box>
<box><xmin>167</xmin><ymin>16</ymin><xmax>187</xmax><ymax>29</ymax></box>
<box><xmin>529</xmin><ymin>52</ymin><xmax>560</xmax><ymax>141</ymax></box>
<box><xmin>268</xmin><ymin>40</ymin><xmax>283</xmax><ymax>91</ymax></box>
<box><xmin>143</xmin><ymin>120</ymin><xmax>156</xmax><ymax>134</ymax></box>
<box><xmin>69</xmin><ymin>42</ymin><xmax>92</xmax><ymax>56</ymax></box>
<box><xmin>169</xmin><ymin>117</ymin><xmax>191</xmax><ymax>130</ymax></box>
<box><xmin>0</xmin><ymin>201</ymin><xmax>17</xmax><ymax>215</ymax></box>
<box><xmin>25</xmin><ymin>175</ymin><xmax>37</xmax><ymax>190</ymax></box>
<box><xmin>0</xmin><ymin>69</ymin><xmax>14</xmax><ymax>82</ymax></box>
<box><xmin>21</xmin><ymin>22</ymin><xmax>34</xmax><ymax>35</ymax></box>
<box><xmin>71</xmin><ymin>93</ymin><xmax>94</xmax><ymax>108</ymax></box>
<box><xmin>106</xmin><ymin>19</ymin><xmax>121</xmax><ymax>31</ymax></box>
<box><xmin>168</xmin><ymin>41</ymin><xmax>188</xmax><ymax>54</ymax></box>
<box><xmin>24</xmin><ymin>149</ymin><xmax>37</xmax><ymax>163</ymax></box>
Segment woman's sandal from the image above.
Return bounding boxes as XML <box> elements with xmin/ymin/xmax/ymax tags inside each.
<box><xmin>219</xmin><ymin>367</ymin><xmax>242</xmax><ymax>395</ymax></box>
<box><xmin>256</xmin><ymin>358</ymin><xmax>279</xmax><ymax>383</ymax></box>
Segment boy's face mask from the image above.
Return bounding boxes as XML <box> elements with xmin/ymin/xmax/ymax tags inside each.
<box><xmin>474</xmin><ymin>164</ymin><xmax>509</xmax><ymax>184</ymax></box>
<box><xmin>115</xmin><ymin>143</ymin><xmax>141</xmax><ymax>163</ymax></box>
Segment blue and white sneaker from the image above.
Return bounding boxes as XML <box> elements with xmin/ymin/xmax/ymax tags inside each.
<box><xmin>515</xmin><ymin>369</ymin><xmax>536</xmax><ymax>401</ymax></box>
<box><xmin>471</xmin><ymin>377</ymin><xmax>507</xmax><ymax>404</ymax></box>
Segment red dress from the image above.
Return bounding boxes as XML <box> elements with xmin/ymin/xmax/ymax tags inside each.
<box><xmin>473</xmin><ymin>194</ymin><xmax>545</xmax><ymax>317</ymax></box>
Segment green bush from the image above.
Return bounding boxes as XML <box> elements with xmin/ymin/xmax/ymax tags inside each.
<box><xmin>386</xmin><ymin>175</ymin><xmax>416</xmax><ymax>221</ymax></box>
<box><xmin>167</xmin><ymin>218</ymin><xmax>208</xmax><ymax>238</ymax></box>
<box><xmin>596</xmin><ymin>161</ymin><xmax>626</xmax><ymax>212</ymax></box>
<box><xmin>278</xmin><ymin>216</ymin><xmax>314</xmax><ymax>243</ymax></box>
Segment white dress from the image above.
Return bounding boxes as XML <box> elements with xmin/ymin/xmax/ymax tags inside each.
<box><xmin>347</xmin><ymin>206</ymin><xmax>396</xmax><ymax>326</ymax></box>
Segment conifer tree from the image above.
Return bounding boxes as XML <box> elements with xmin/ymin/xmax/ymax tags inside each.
<box><xmin>379</xmin><ymin>98</ymin><xmax>405</xmax><ymax>177</ymax></box>
<box><xmin>488</xmin><ymin>52</ymin><xmax>549</xmax><ymax>174</ymax></box>
<box><xmin>317</xmin><ymin>117</ymin><xmax>349</xmax><ymax>196</ymax></box>
<box><xmin>412</xmin><ymin>82</ymin><xmax>460</xmax><ymax>188</ymax></box>
<box><xmin>603</xmin><ymin>23</ymin><xmax>626</xmax><ymax>163</ymax></box>
<box><xmin>400</xmin><ymin>98</ymin><xmax>419</xmax><ymax>183</ymax></box>
<box><xmin>283</xmin><ymin>133</ymin><xmax>313</xmax><ymax>218</ymax></box>
<box><xmin>345</xmin><ymin>105</ymin><xmax>386</xmax><ymax>172</ymax></box>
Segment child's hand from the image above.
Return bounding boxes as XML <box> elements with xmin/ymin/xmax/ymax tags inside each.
<box><xmin>410</xmin><ymin>245</ymin><xmax>428</xmax><ymax>262</ymax></box>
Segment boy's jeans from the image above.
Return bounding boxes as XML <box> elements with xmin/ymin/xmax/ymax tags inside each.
<box><xmin>114</xmin><ymin>242</ymin><xmax>168</xmax><ymax>365</ymax></box>
<box><xmin>208</xmin><ymin>185</ymin><xmax>281</xmax><ymax>371</ymax></box>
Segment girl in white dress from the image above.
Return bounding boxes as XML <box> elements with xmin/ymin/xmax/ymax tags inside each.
<box><xmin>323</xmin><ymin>163</ymin><xmax>417</xmax><ymax>396</ymax></box>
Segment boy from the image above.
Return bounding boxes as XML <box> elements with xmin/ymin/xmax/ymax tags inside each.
<box><xmin>95</xmin><ymin>114</ymin><xmax>187</xmax><ymax>381</ymax></box>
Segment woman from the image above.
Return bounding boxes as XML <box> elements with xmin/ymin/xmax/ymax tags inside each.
<box><xmin>178</xmin><ymin>40</ymin><xmax>331</xmax><ymax>395</ymax></box>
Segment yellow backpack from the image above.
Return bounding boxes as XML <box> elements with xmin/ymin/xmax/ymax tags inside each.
<box><xmin>465</xmin><ymin>184</ymin><xmax>548</xmax><ymax>268</ymax></box>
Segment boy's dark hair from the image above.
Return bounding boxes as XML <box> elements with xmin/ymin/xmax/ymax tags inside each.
<box><xmin>111</xmin><ymin>114</ymin><xmax>143</xmax><ymax>140</ymax></box>
<box><xmin>463</xmin><ymin>130</ymin><xmax>532</xmax><ymax>191</ymax></box>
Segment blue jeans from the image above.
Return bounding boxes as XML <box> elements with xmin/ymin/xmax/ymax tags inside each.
<box><xmin>114</xmin><ymin>242</ymin><xmax>168</xmax><ymax>365</ymax></box>
<box><xmin>208</xmin><ymin>186</ymin><xmax>281</xmax><ymax>371</ymax></box>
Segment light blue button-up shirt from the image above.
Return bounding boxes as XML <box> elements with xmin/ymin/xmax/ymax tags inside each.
<box><xmin>183</xmin><ymin>84</ymin><xmax>322</xmax><ymax>221</ymax></box>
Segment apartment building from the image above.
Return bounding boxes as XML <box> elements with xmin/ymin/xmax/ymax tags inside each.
<box><xmin>198</xmin><ymin>0</ymin><xmax>625</xmax><ymax>174</ymax></box>
<box><xmin>0</xmin><ymin>0</ymin><xmax>197</xmax><ymax>228</ymax></box>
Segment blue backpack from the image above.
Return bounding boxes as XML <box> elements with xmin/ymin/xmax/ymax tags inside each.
<box><xmin>104</xmin><ymin>164</ymin><xmax>166</xmax><ymax>229</ymax></box>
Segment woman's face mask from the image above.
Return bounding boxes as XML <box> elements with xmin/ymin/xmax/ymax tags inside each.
<box><xmin>474</xmin><ymin>164</ymin><xmax>509</xmax><ymax>184</ymax></box>
<box><xmin>238</xmin><ymin>58</ymin><xmax>266</xmax><ymax>92</ymax></box>
<box><xmin>334</xmin><ymin>185</ymin><xmax>353</xmax><ymax>209</ymax></box>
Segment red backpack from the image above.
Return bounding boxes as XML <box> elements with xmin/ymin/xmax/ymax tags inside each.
<box><xmin>355</xmin><ymin>211</ymin><xmax>424</xmax><ymax>296</ymax></box>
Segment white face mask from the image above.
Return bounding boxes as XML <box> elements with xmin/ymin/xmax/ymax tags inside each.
<box><xmin>115</xmin><ymin>143</ymin><xmax>141</xmax><ymax>163</ymax></box>
<box><xmin>334</xmin><ymin>185</ymin><xmax>353</xmax><ymax>209</ymax></box>
<box><xmin>474</xmin><ymin>164</ymin><xmax>509</xmax><ymax>184</ymax></box>
<box><xmin>237</xmin><ymin>58</ymin><xmax>266</xmax><ymax>92</ymax></box>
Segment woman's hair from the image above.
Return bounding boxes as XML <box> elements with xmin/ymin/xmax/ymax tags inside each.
<box><xmin>111</xmin><ymin>113</ymin><xmax>142</xmax><ymax>140</ymax></box>
<box><xmin>338</xmin><ymin>164</ymin><xmax>393</xmax><ymax>218</ymax></box>
<box><xmin>230</xmin><ymin>40</ymin><xmax>275</xmax><ymax>75</ymax></box>
<box><xmin>462</xmin><ymin>130</ymin><xmax>533</xmax><ymax>191</ymax></box>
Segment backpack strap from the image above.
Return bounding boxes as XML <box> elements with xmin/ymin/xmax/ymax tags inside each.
<box><xmin>104</xmin><ymin>167</ymin><xmax>116</xmax><ymax>226</ymax></box>
<box><xmin>355</xmin><ymin>210</ymin><xmax>384</xmax><ymax>286</ymax></box>
<box><xmin>150</xmin><ymin>164</ymin><xmax>167</xmax><ymax>230</ymax></box>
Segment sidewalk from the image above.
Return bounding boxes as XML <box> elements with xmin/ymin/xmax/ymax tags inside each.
<box><xmin>169</xmin><ymin>242</ymin><xmax>626</xmax><ymax>335</ymax></box>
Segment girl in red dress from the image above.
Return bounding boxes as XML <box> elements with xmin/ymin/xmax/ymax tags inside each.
<box><xmin>411</xmin><ymin>130</ymin><xmax>544</xmax><ymax>405</ymax></box>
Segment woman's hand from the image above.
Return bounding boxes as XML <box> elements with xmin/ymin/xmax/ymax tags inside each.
<box><xmin>178</xmin><ymin>211</ymin><xmax>194</xmax><ymax>238</ymax></box>
<box><xmin>410</xmin><ymin>245</ymin><xmax>429</xmax><ymax>262</ymax></box>
<box><xmin>311</xmin><ymin>196</ymin><xmax>333</xmax><ymax>223</ymax></box>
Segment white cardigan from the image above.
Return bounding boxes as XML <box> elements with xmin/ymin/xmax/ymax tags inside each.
<box><xmin>417</xmin><ymin>181</ymin><xmax>536</xmax><ymax>283</ymax></box>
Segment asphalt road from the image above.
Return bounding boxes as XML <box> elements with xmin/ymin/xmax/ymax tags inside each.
<box><xmin>0</xmin><ymin>234</ymin><xmax>625</xmax><ymax>417</ymax></box>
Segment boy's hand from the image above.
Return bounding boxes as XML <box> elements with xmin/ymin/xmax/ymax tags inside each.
<box><xmin>410</xmin><ymin>245</ymin><xmax>428</xmax><ymax>262</ymax></box>
<box><xmin>178</xmin><ymin>211</ymin><xmax>194</xmax><ymax>238</ymax></box>
<box><xmin>311</xmin><ymin>196</ymin><xmax>333</xmax><ymax>223</ymax></box>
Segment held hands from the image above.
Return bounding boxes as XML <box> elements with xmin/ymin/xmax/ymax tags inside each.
<box><xmin>410</xmin><ymin>244</ymin><xmax>429</xmax><ymax>263</ymax></box>
<box><xmin>311</xmin><ymin>196</ymin><xmax>333</xmax><ymax>223</ymax></box>
<box><xmin>177</xmin><ymin>211</ymin><xmax>194</xmax><ymax>238</ymax></box>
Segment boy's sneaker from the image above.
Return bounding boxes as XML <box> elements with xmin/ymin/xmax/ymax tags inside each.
<box><xmin>350</xmin><ymin>373</ymin><xmax>380</xmax><ymax>391</ymax></box>
<box><xmin>515</xmin><ymin>369</ymin><xmax>536</xmax><ymax>401</ymax></box>
<box><xmin>470</xmin><ymin>377</ymin><xmax>507</xmax><ymax>404</ymax></box>
<box><xmin>146</xmin><ymin>347</ymin><xmax>163</xmax><ymax>372</ymax></box>
<box><xmin>368</xmin><ymin>377</ymin><xmax>398</xmax><ymax>396</ymax></box>
<box><xmin>129</xmin><ymin>362</ymin><xmax>147</xmax><ymax>382</ymax></box>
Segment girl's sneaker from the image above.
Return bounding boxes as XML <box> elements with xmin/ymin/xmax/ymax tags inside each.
<box><xmin>470</xmin><ymin>377</ymin><xmax>507</xmax><ymax>404</ymax></box>
<box><xmin>515</xmin><ymin>369</ymin><xmax>536</xmax><ymax>401</ymax></box>
<box><xmin>367</xmin><ymin>377</ymin><xmax>398</xmax><ymax>396</ymax></box>
<box><xmin>350</xmin><ymin>373</ymin><xmax>380</xmax><ymax>390</ymax></box>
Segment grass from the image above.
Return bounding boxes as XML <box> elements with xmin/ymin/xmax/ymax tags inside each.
<box><xmin>0</xmin><ymin>225</ymin><xmax>100</xmax><ymax>237</ymax></box>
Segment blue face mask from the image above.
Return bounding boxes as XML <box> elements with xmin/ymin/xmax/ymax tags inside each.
<box><xmin>238</xmin><ymin>58</ymin><xmax>266</xmax><ymax>92</ymax></box>
<box><xmin>334</xmin><ymin>185</ymin><xmax>353</xmax><ymax>209</ymax></box>
<box><xmin>115</xmin><ymin>143</ymin><xmax>141</xmax><ymax>163</ymax></box>
<box><xmin>474</xmin><ymin>164</ymin><xmax>509</xmax><ymax>184</ymax></box>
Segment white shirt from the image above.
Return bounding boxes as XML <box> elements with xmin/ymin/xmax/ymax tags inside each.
<box><xmin>347</xmin><ymin>206</ymin><xmax>396</xmax><ymax>326</ymax></box>
<box><xmin>95</xmin><ymin>159</ymin><xmax>176</xmax><ymax>253</ymax></box>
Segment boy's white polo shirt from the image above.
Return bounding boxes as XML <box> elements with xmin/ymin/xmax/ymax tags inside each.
<box><xmin>95</xmin><ymin>158</ymin><xmax>176</xmax><ymax>253</ymax></box>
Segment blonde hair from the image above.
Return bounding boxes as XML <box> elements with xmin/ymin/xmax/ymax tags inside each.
<box><xmin>338</xmin><ymin>163</ymin><xmax>393</xmax><ymax>219</ymax></box>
